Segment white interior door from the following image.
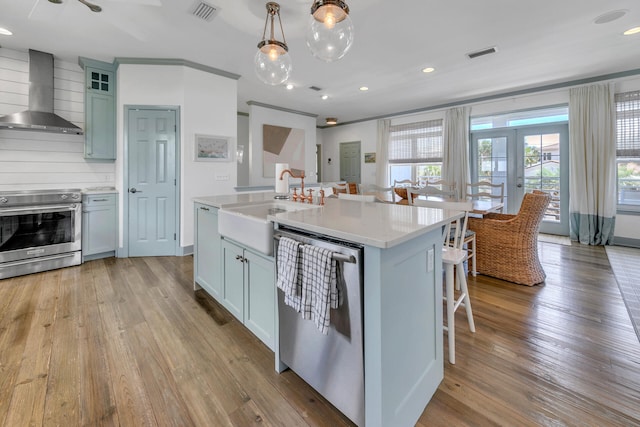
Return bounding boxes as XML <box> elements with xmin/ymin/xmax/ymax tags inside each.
<box><xmin>127</xmin><ymin>108</ymin><xmax>177</xmax><ymax>256</ymax></box>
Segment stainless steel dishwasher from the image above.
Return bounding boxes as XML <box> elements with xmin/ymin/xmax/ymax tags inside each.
<box><xmin>274</xmin><ymin>226</ymin><xmax>364</xmax><ymax>427</ymax></box>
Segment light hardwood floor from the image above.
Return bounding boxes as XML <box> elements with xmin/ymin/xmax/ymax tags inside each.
<box><xmin>1</xmin><ymin>242</ymin><xmax>639</xmax><ymax>426</ymax></box>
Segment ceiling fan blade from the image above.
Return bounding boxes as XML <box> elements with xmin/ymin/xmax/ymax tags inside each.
<box><xmin>78</xmin><ymin>0</ymin><xmax>102</xmax><ymax>12</ymax></box>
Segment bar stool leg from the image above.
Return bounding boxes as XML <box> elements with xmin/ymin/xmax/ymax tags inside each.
<box><xmin>456</xmin><ymin>262</ymin><xmax>476</xmax><ymax>332</ymax></box>
<box><xmin>445</xmin><ymin>263</ymin><xmax>456</xmax><ymax>364</ymax></box>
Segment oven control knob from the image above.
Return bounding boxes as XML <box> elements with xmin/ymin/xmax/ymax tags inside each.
<box><xmin>0</xmin><ymin>197</ymin><xmax>7</xmax><ymax>204</ymax></box>
<box><xmin>72</xmin><ymin>193</ymin><xmax>80</xmax><ymax>199</ymax></box>
<box><xmin>60</xmin><ymin>194</ymin><xmax>68</xmax><ymax>200</ymax></box>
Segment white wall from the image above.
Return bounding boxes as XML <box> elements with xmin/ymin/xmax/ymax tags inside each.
<box><xmin>247</xmin><ymin>104</ymin><xmax>317</xmax><ymax>186</ymax></box>
<box><xmin>117</xmin><ymin>63</ymin><xmax>237</xmax><ymax>249</ymax></box>
<box><xmin>0</xmin><ymin>47</ymin><xmax>115</xmax><ymax>191</ymax></box>
<box><xmin>319</xmin><ymin>110</ymin><xmax>446</xmax><ymax>185</ymax></box>
<box><xmin>237</xmin><ymin>113</ymin><xmax>250</xmax><ymax>186</ymax></box>
<box><xmin>318</xmin><ymin>74</ymin><xmax>640</xmax><ymax>242</ymax></box>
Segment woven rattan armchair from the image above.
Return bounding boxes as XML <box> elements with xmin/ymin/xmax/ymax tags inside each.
<box><xmin>467</xmin><ymin>191</ymin><xmax>551</xmax><ymax>286</ymax></box>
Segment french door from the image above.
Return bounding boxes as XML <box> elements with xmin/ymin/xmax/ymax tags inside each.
<box><xmin>470</xmin><ymin>124</ymin><xmax>569</xmax><ymax>235</ymax></box>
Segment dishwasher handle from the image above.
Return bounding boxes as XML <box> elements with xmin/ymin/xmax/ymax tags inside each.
<box><xmin>273</xmin><ymin>234</ymin><xmax>356</xmax><ymax>264</ymax></box>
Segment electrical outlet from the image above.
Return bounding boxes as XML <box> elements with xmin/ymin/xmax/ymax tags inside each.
<box><xmin>215</xmin><ymin>175</ymin><xmax>229</xmax><ymax>181</ymax></box>
<box><xmin>427</xmin><ymin>248</ymin><xmax>434</xmax><ymax>272</ymax></box>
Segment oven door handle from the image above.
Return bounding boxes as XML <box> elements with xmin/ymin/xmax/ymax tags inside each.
<box><xmin>0</xmin><ymin>204</ymin><xmax>79</xmax><ymax>216</ymax></box>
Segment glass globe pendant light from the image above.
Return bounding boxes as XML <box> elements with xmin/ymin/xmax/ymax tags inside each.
<box><xmin>255</xmin><ymin>2</ymin><xmax>292</xmax><ymax>86</ymax></box>
<box><xmin>306</xmin><ymin>0</ymin><xmax>354</xmax><ymax>62</ymax></box>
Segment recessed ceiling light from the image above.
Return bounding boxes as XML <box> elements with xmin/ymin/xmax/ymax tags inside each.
<box><xmin>286</xmin><ymin>84</ymin><xmax>294</xmax><ymax>90</ymax></box>
<box><xmin>0</xmin><ymin>27</ymin><xmax>13</xmax><ymax>36</ymax></box>
<box><xmin>594</xmin><ymin>10</ymin><xmax>628</xmax><ymax>24</ymax></box>
<box><xmin>623</xmin><ymin>26</ymin><xmax>640</xmax><ymax>36</ymax></box>
<box><xmin>325</xmin><ymin>117</ymin><xmax>337</xmax><ymax>125</ymax></box>
<box><xmin>359</xmin><ymin>86</ymin><xmax>368</xmax><ymax>91</ymax></box>
<box><xmin>321</xmin><ymin>94</ymin><xmax>329</xmax><ymax>100</ymax></box>
<box><xmin>422</xmin><ymin>67</ymin><xmax>435</xmax><ymax>73</ymax></box>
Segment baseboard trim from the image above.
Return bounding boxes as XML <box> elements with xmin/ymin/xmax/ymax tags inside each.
<box><xmin>179</xmin><ymin>245</ymin><xmax>194</xmax><ymax>256</ymax></box>
<box><xmin>613</xmin><ymin>237</ymin><xmax>640</xmax><ymax>248</ymax></box>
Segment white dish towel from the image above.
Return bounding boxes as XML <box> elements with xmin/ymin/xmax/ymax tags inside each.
<box><xmin>276</xmin><ymin>236</ymin><xmax>303</xmax><ymax>312</ymax></box>
<box><xmin>300</xmin><ymin>245</ymin><xmax>340</xmax><ymax>335</ymax></box>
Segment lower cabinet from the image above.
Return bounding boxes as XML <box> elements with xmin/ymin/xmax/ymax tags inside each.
<box><xmin>193</xmin><ymin>203</ymin><xmax>222</xmax><ymax>298</ymax></box>
<box><xmin>221</xmin><ymin>239</ymin><xmax>275</xmax><ymax>350</ymax></box>
<box><xmin>82</xmin><ymin>193</ymin><xmax>117</xmax><ymax>261</ymax></box>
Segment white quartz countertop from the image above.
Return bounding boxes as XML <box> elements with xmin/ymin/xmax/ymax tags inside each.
<box><xmin>82</xmin><ymin>187</ymin><xmax>118</xmax><ymax>195</ymax></box>
<box><xmin>193</xmin><ymin>192</ymin><xmax>461</xmax><ymax>249</ymax></box>
<box><xmin>193</xmin><ymin>192</ymin><xmax>276</xmax><ymax>209</ymax></box>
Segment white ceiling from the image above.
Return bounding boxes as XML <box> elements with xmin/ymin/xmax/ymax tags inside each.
<box><xmin>1</xmin><ymin>0</ymin><xmax>639</xmax><ymax>126</ymax></box>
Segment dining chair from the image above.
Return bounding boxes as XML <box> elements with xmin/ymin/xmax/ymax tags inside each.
<box><xmin>337</xmin><ymin>193</ymin><xmax>376</xmax><ymax>202</ymax></box>
<box><xmin>412</xmin><ymin>199</ymin><xmax>476</xmax><ymax>364</ymax></box>
<box><xmin>466</xmin><ymin>181</ymin><xmax>505</xmax><ymax>212</ymax></box>
<box><xmin>467</xmin><ymin>191</ymin><xmax>551</xmax><ymax>286</ymax></box>
<box><xmin>405</xmin><ymin>184</ymin><xmax>458</xmax><ymax>204</ymax></box>
<box><xmin>331</xmin><ymin>182</ymin><xmax>350</xmax><ymax>194</ymax></box>
<box><xmin>359</xmin><ymin>183</ymin><xmax>394</xmax><ymax>202</ymax></box>
<box><xmin>393</xmin><ymin>179</ymin><xmax>418</xmax><ymax>188</ymax></box>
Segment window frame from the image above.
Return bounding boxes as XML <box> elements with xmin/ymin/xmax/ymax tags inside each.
<box><xmin>615</xmin><ymin>91</ymin><xmax>640</xmax><ymax>213</ymax></box>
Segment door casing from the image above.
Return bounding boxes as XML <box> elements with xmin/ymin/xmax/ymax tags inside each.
<box><xmin>471</xmin><ymin>123</ymin><xmax>568</xmax><ymax>235</ymax></box>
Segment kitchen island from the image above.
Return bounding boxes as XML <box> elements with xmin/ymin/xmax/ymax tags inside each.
<box><xmin>193</xmin><ymin>193</ymin><xmax>460</xmax><ymax>427</ymax></box>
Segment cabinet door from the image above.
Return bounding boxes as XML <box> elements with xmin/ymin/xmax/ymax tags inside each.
<box><xmin>244</xmin><ymin>249</ymin><xmax>275</xmax><ymax>350</ymax></box>
<box><xmin>221</xmin><ymin>240</ymin><xmax>245</xmax><ymax>321</ymax></box>
<box><xmin>194</xmin><ymin>204</ymin><xmax>221</xmax><ymax>298</ymax></box>
<box><xmin>85</xmin><ymin>91</ymin><xmax>115</xmax><ymax>159</ymax></box>
<box><xmin>83</xmin><ymin>206</ymin><xmax>116</xmax><ymax>255</ymax></box>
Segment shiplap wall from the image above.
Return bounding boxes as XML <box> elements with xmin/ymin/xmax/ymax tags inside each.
<box><xmin>0</xmin><ymin>47</ymin><xmax>116</xmax><ymax>191</ymax></box>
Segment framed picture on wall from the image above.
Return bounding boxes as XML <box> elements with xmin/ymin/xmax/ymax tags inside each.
<box><xmin>195</xmin><ymin>134</ymin><xmax>233</xmax><ymax>161</ymax></box>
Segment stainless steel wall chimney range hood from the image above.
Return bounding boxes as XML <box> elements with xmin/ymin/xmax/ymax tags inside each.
<box><xmin>0</xmin><ymin>49</ymin><xmax>83</xmax><ymax>134</ymax></box>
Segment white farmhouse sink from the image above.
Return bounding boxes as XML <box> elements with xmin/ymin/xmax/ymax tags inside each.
<box><xmin>218</xmin><ymin>201</ymin><xmax>319</xmax><ymax>255</ymax></box>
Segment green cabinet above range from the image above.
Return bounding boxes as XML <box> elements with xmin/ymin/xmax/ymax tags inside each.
<box><xmin>78</xmin><ymin>57</ymin><xmax>116</xmax><ymax>160</ymax></box>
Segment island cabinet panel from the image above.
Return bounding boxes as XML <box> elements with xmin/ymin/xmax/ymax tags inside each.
<box><xmin>243</xmin><ymin>249</ymin><xmax>275</xmax><ymax>347</ymax></box>
<box><xmin>193</xmin><ymin>203</ymin><xmax>222</xmax><ymax>298</ymax></box>
<box><xmin>221</xmin><ymin>239</ymin><xmax>245</xmax><ymax>321</ymax></box>
<box><xmin>221</xmin><ymin>238</ymin><xmax>276</xmax><ymax>351</ymax></box>
<box><xmin>363</xmin><ymin>229</ymin><xmax>444</xmax><ymax>427</ymax></box>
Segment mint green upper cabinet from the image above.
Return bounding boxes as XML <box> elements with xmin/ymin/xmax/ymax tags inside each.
<box><xmin>79</xmin><ymin>58</ymin><xmax>116</xmax><ymax>160</ymax></box>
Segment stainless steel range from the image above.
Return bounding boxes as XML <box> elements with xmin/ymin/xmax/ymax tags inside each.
<box><xmin>0</xmin><ymin>189</ymin><xmax>82</xmax><ymax>279</ymax></box>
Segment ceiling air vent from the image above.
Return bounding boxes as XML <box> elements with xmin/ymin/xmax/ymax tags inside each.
<box><xmin>191</xmin><ymin>1</ymin><xmax>218</xmax><ymax>22</ymax></box>
<box><xmin>309</xmin><ymin>86</ymin><xmax>323</xmax><ymax>91</ymax></box>
<box><xmin>466</xmin><ymin>46</ymin><xmax>497</xmax><ymax>59</ymax></box>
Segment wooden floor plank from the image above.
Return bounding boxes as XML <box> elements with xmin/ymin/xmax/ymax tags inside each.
<box><xmin>0</xmin><ymin>240</ymin><xmax>639</xmax><ymax>426</ymax></box>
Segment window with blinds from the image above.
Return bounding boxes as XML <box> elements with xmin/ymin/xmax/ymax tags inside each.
<box><xmin>615</xmin><ymin>90</ymin><xmax>640</xmax><ymax>207</ymax></box>
<box><xmin>388</xmin><ymin>119</ymin><xmax>443</xmax><ymax>163</ymax></box>
<box><xmin>616</xmin><ymin>91</ymin><xmax>640</xmax><ymax>157</ymax></box>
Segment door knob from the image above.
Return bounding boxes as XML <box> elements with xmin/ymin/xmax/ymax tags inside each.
<box><xmin>129</xmin><ymin>188</ymin><xmax>142</xmax><ymax>193</ymax></box>
<box><xmin>516</xmin><ymin>184</ymin><xmax>523</xmax><ymax>188</ymax></box>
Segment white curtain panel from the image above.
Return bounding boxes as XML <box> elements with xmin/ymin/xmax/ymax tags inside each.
<box><xmin>442</xmin><ymin>107</ymin><xmax>470</xmax><ymax>200</ymax></box>
<box><xmin>568</xmin><ymin>83</ymin><xmax>616</xmax><ymax>245</ymax></box>
<box><xmin>376</xmin><ymin>119</ymin><xmax>391</xmax><ymax>187</ymax></box>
